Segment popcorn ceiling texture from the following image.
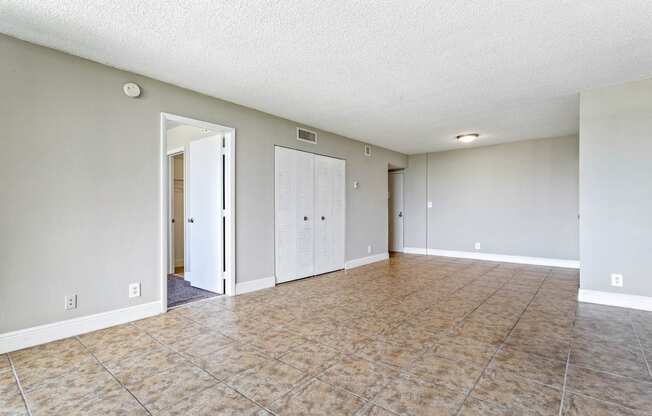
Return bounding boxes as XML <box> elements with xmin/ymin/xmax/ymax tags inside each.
<box><xmin>1</xmin><ymin>1</ymin><xmax>652</xmax><ymax>153</ymax></box>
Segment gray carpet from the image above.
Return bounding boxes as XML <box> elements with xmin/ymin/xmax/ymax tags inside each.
<box><xmin>167</xmin><ymin>275</ymin><xmax>217</xmax><ymax>308</ymax></box>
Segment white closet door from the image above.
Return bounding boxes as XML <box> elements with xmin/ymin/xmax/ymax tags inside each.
<box><xmin>315</xmin><ymin>155</ymin><xmax>345</xmax><ymax>275</ymax></box>
<box><xmin>275</xmin><ymin>147</ymin><xmax>315</xmax><ymax>283</ymax></box>
<box><xmin>186</xmin><ymin>135</ymin><xmax>224</xmax><ymax>294</ymax></box>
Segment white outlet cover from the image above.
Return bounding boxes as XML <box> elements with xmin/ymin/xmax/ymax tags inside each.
<box><xmin>367</xmin><ymin>245</ymin><xmax>372</xmax><ymax>253</ymax></box>
<box><xmin>475</xmin><ymin>242</ymin><xmax>481</xmax><ymax>250</ymax></box>
<box><xmin>65</xmin><ymin>295</ymin><xmax>77</xmax><ymax>310</ymax></box>
<box><xmin>129</xmin><ymin>282</ymin><xmax>141</xmax><ymax>298</ymax></box>
<box><xmin>610</xmin><ymin>274</ymin><xmax>623</xmax><ymax>287</ymax></box>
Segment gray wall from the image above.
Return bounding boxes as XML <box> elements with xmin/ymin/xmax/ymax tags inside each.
<box><xmin>0</xmin><ymin>34</ymin><xmax>406</xmax><ymax>333</ymax></box>
<box><xmin>404</xmin><ymin>136</ymin><xmax>579</xmax><ymax>260</ymax></box>
<box><xmin>579</xmin><ymin>79</ymin><xmax>652</xmax><ymax>297</ymax></box>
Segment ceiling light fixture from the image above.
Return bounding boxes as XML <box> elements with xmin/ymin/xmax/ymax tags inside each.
<box><xmin>456</xmin><ymin>133</ymin><xmax>479</xmax><ymax>143</ymax></box>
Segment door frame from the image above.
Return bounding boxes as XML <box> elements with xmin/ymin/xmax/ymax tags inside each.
<box><xmin>167</xmin><ymin>151</ymin><xmax>184</xmax><ymax>275</ymax></box>
<box><xmin>388</xmin><ymin>170</ymin><xmax>405</xmax><ymax>252</ymax></box>
<box><xmin>160</xmin><ymin>113</ymin><xmax>236</xmax><ymax>313</ymax></box>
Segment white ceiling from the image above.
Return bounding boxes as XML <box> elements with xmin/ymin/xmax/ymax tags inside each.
<box><xmin>2</xmin><ymin>1</ymin><xmax>652</xmax><ymax>154</ymax></box>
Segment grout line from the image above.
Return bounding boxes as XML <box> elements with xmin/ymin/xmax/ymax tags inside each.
<box><xmin>453</xmin><ymin>267</ymin><xmax>553</xmax><ymax>416</ymax></box>
<box><xmin>558</xmin><ymin>346</ymin><xmax>572</xmax><ymax>416</ymax></box>
<box><xmin>77</xmin><ymin>337</ymin><xmax>153</xmax><ymax>416</ymax></box>
<box><xmin>628</xmin><ymin>317</ymin><xmax>652</xmax><ymax>380</ymax></box>
<box><xmin>7</xmin><ymin>354</ymin><xmax>33</xmax><ymax>416</ymax></box>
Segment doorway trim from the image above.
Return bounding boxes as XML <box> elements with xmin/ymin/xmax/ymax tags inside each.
<box><xmin>388</xmin><ymin>169</ymin><xmax>405</xmax><ymax>253</ymax></box>
<box><xmin>160</xmin><ymin>112</ymin><xmax>236</xmax><ymax>313</ymax></box>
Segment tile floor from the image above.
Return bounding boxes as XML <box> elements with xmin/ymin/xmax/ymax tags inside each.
<box><xmin>2</xmin><ymin>253</ymin><xmax>652</xmax><ymax>415</ymax></box>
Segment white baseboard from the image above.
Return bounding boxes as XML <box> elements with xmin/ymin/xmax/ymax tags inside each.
<box><xmin>236</xmin><ymin>276</ymin><xmax>276</xmax><ymax>295</ymax></box>
<box><xmin>401</xmin><ymin>247</ymin><xmax>579</xmax><ymax>269</ymax></box>
<box><xmin>0</xmin><ymin>301</ymin><xmax>162</xmax><ymax>354</ymax></box>
<box><xmin>345</xmin><ymin>252</ymin><xmax>389</xmax><ymax>269</ymax></box>
<box><xmin>578</xmin><ymin>289</ymin><xmax>652</xmax><ymax>312</ymax></box>
<box><xmin>403</xmin><ymin>247</ymin><xmax>428</xmax><ymax>255</ymax></box>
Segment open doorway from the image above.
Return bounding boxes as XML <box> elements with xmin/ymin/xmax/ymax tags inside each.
<box><xmin>161</xmin><ymin>113</ymin><xmax>236</xmax><ymax>310</ymax></box>
<box><xmin>388</xmin><ymin>169</ymin><xmax>404</xmax><ymax>253</ymax></box>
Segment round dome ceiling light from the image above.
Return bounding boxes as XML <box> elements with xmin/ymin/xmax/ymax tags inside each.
<box><xmin>456</xmin><ymin>133</ymin><xmax>479</xmax><ymax>144</ymax></box>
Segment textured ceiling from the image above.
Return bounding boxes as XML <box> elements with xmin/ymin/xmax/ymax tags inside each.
<box><xmin>2</xmin><ymin>1</ymin><xmax>652</xmax><ymax>154</ymax></box>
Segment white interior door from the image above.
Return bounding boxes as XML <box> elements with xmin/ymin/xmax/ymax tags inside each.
<box><xmin>186</xmin><ymin>135</ymin><xmax>224</xmax><ymax>293</ymax></box>
<box><xmin>275</xmin><ymin>147</ymin><xmax>315</xmax><ymax>283</ymax></box>
<box><xmin>389</xmin><ymin>171</ymin><xmax>404</xmax><ymax>252</ymax></box>
<box><xmin>315</xmin><ymin>155</ymin><xmax>345</xmax><ymax>275</ymax></box>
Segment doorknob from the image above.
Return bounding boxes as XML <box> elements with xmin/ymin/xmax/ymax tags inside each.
<box><xmin>188</xmin><ymin>217</ymin><xmax>195</xmax><ymax>223</ymax></box>
<box><xmin>398</xmin><ymin>212</ymin><xmax>403</xmax><ymax>218</ymax></box>
<box><xmin>321</xmin><ymin>216</ymin><xmax>325</xmax><ymax>220</ymax></box>
<box><xmin>303</xmin><ymin>216</ymin><xmax>308</xmax><ymax>221</ymax></box>
<box><xmin>171</xmin><ymin>218</ymin><xmax>175</xmax><ymax>223</ymax></box>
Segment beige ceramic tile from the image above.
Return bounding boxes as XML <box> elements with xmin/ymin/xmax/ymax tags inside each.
<box><xmin>126</xmin><ymin>364</ymin><xmax>217</xmax><ymax>414</ymax></box>
<box><xmin>470</xmin><ymin>368</ymin><xmax>562</xmax><ymax>416</ymax></box>
<box><xmin>278</xmin><ymin>340</ymin><xmax>343</xmax><ymax>376</ymax></box>
<box><xmin>270</xmin><ymin>378</ymin><xmax>366</xmax><ymax>415</ymax></box>
<box><xmin>318</xmin><ymin>355</ymin><xmax>399</xmax><ymax>400</ymax></box>
<box><xmin>159</xmin><ymin>383</ymin><xmax>265</xmax><ymax>416</ymax></box>
<box><xmin>225</xmin><ymin>359</ymin><xmax>308</xmax><ymax>406</ymax></box>
<box><xmin>0</xmin><ymin>371</ymin><xmax>28</xmax><ymax>416</ymax></box>
<box><xmin>24</xmin><ymin>360</ymin><xmax>121</xmax><ymax>415</ymax></box>
<box><xmin>372</xmin><ymin>374</ymin><xmax>466</xmax><ymax>416</ymax></box>
<box><xmin>103</xmin><ymin>345</ymin><xmax>187</xmax><ymax>385</ymax></box>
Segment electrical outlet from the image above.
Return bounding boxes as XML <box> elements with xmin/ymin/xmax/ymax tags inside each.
<box><xmin>129</xmin><ymin>282</ymin><xmax>141</xmax><ymax>298</ymax></box>
<box><xmin>611</xmin><ymin>274</ymin><xmax>623</xmax><ymax>287</ymax></box>
<box><xmin>367</xmin><ymin>245</ymin><xmax>372</xmax><ymax>254</ymax></box>
<box><xmin>64</xmin><ymin>295</ymin><xmax>77</xmax><ymax>310</ymax></box>
<box><xmin>475</xmin><ymin>242</ymin><xmax>481</xmax><ymax>250</ymax></box>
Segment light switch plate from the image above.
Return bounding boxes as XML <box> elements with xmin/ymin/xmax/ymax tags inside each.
<box><xmin>474</xmin><ymin>242</ymin><xmax>481</xmax><ymax>250</ymax></box>
<box><xmin>427</xmin><ymin>201</ymin><xmax>433</xmax><ymax>208</ymax></box>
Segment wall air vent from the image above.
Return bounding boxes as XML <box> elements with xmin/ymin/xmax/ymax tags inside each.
<box><xmin>297</xmin><ymin>127</ymin><xmax>317</xmax><ymax>144</ymax></box>
<box><xmin>364</xmin><ymin>144</ymin><xmax>372</xmax><ymax>157</ymax></box>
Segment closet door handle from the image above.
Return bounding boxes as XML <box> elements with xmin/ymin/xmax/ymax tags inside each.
<box><xmin>188</xmin><ymin>217</ymin><xmax>195</xmax><ymax>223</ymax></box>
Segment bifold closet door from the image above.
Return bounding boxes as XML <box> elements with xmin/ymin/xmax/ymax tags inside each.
<box><xmin>315</xmin><ymin>155</ymin><xmax>345</xmax><ymax>275</ymax></box>
<box><xmin>275</xmin><ymin>147</ymin><xmax>315</xmax><ymax>283</ymax></box>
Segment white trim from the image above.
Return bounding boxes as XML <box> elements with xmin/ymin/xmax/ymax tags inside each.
<box><xmin>401</xmin><ymin>247</ymin><xmax>579</xmax><ymax>268</ymax></box>
<box><xmin>160</xmin><ymin>113</ymin><xmax>237</xmax><ymax>310</ymax></box>
<box><xmin>235</xmin><ymin>276</ymin><xmax>276</xmax><ymax>295</ymax></box>
<box><xmin>0</xmin><ymin>301</ymin><xmax>162</xmax><ymax>354</ymax></box>
<box><xmin>578</xmin><ymin>289</ymin><xmax>652</xmax><ymax>312</ymax></box>
<box><xmin>345</xmin><ymin>252</ymin><xmax>389</xmax><ymax>269</ymax></box>
<box><xmin>403</xmin><ymin>247</ymin><xmax>428</xmax><ymax>255</ymax></box>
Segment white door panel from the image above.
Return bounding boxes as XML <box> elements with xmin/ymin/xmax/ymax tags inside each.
<box><xmin>389</xmin><ymin>172</ymin><xmax>404</xmax><ymax>252</ymax></box>
<box><xmin>275</xmin><ymin>147</ymin><xmax>315</xmax><ymax>283</ymax></box>
<box><xmin>187</xmin><ymin>135</ymin><xmax>223</xmax><ymax>294</ymax></box>
<box><xmin>315</xmin><ymin>155</ymin><xmax>345</xmax><ymax>275</ymax></box>
<box><xmin>295</xmin><ymin>151</ymin><xmax>316</xmax><ymax>279</ymax></box>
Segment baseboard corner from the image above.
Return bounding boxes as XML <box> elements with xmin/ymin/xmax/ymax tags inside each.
<box><xmin>235</xmin><ymin>276</ymin><xmax>276</xmax><ymax>295</ymax></box>
<box><xmin>344</xmin><ymin>252</ymin><xmax>389</xmax><ymax>269</ymax></box>
<box><xmin>578</xmin><ymin>289</ymin><xmax>652</xmax><ymax>312</ymax></box>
